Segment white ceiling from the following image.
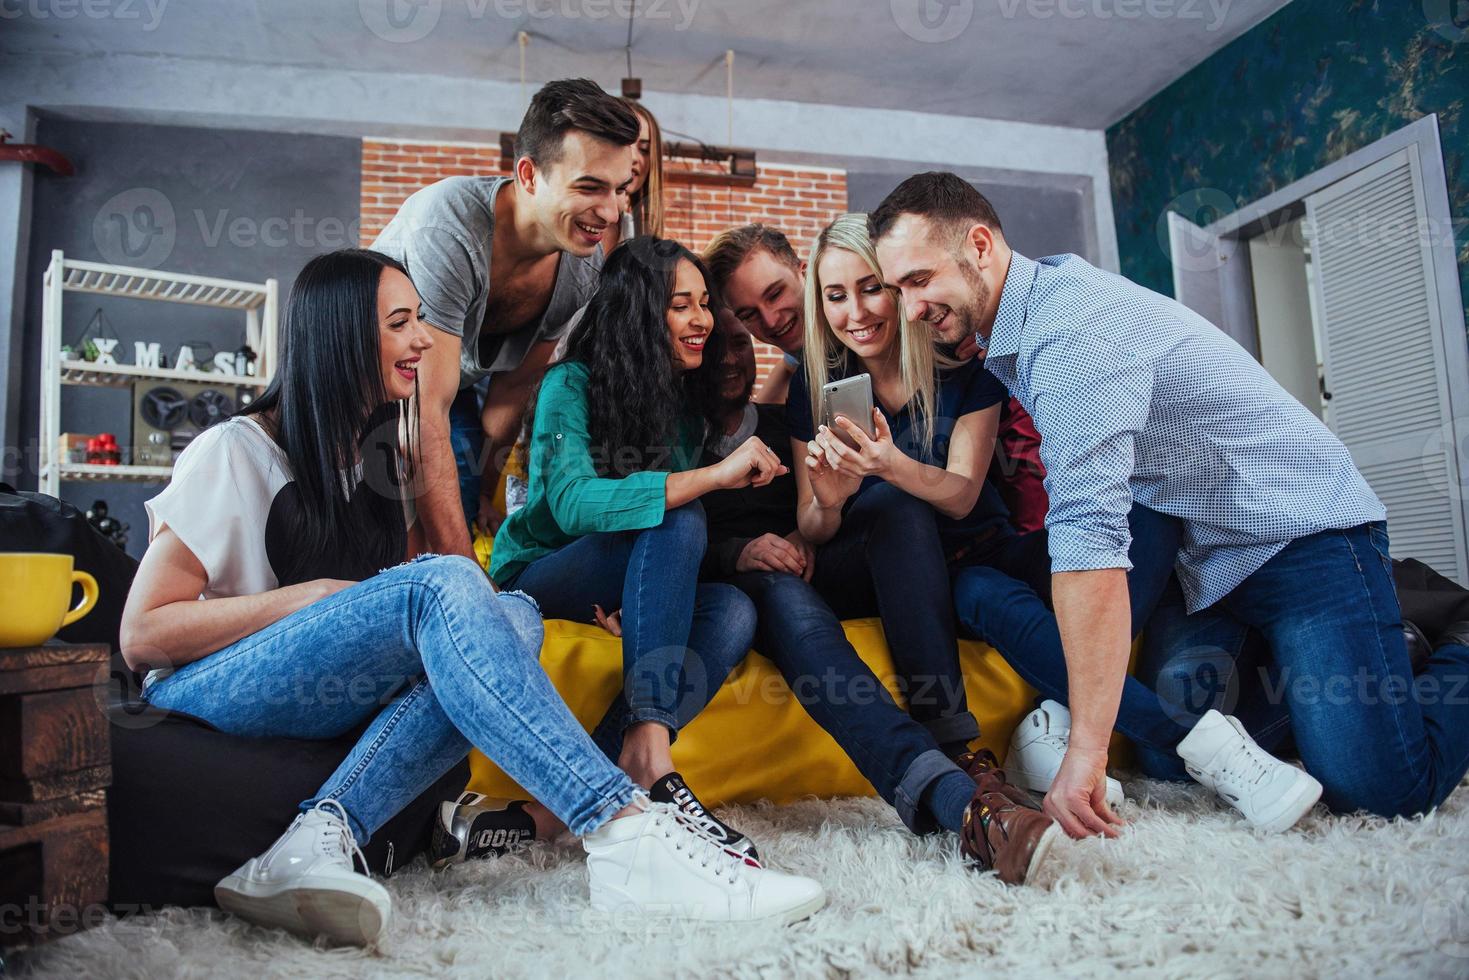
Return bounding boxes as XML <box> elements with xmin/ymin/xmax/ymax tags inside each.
<box><xmin>3</xmin><ymin>0</ymin><xmax>1290</xmax><ymax>129</ymax></box>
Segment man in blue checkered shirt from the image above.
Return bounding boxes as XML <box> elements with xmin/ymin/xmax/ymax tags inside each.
<box><xmin>872</xmin><ymin>172</ymin><xmax>1469</xmax><ymax>841</ymax></box>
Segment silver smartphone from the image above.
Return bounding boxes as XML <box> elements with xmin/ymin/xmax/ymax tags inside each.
<box><xmin>821</xmin><ymin>373</ymin><xmax>876</xmax><ymax>449</ymax></box>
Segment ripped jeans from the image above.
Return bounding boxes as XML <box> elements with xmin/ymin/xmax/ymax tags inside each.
<box><xmin>143</xmin><ymin>555</ymin><xmax>640</xmax><ymax>843</ymax></box>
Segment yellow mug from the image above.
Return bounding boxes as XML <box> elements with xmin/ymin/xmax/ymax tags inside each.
<box><xmin>0</xmin><ymin>552</ymin><xmax>99</xmax><ymax>648</ymax></box>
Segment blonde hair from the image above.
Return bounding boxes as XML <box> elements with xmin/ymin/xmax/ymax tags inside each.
<box><xmin>803</xmin><ymin>212</ymin><xmax>946</xmax><ymax>453</ymax></box>
<box><xmin>626</xmin><ymin>100</ymin><xmax>665</xmax><ymax>237</ymax></box>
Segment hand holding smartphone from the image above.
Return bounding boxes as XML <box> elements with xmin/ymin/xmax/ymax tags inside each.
<box><xmin>821</xmin><ymin>373</ymin><xmax>875</xmax><ymax>450</ymax></box>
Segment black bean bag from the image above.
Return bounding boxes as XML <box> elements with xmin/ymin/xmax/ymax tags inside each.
<box><xmin>106</xmin><ymin>687</ymin><xmax>468</xmax><ymax>909</ymax></box>
<box><xmin>1</xmin><ymin>486</ymin><xmax>468</xmax><ymax>910</ymax></box>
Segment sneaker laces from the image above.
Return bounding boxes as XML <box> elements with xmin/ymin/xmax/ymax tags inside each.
<box><xmin>1033</xmin><ymin>731</ymin><xmax>1068</xmax><ymax>755</ymax></box>
<box><xmin>317</xmin><ymin>799</ymin><xmax>372</xmax><ymax>872</ymax></box>
<box><xmin>644</xmin><ymin>800</ymin><xmax>749</xmax><ymax>883</ymax></box>
<box><xmin>262</xmin><ymin>798</ymin><xmax>371</xmax><ymax>875</ymax></box>
<box><xmin>1217</xmin><ymin>736</ymin><xmax>1276</xmax><ymax>790</ymax></box>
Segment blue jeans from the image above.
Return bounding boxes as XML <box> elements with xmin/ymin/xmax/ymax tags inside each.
<box><xmin>449</xmin><ymin>384</ymin><xmax>488</xmax><ymax>528</ymax></box>
<box><xmin>506</xmin><ymin>502</ymin><xmax>756</xmax><ymax>760</ymax></box>
<box><xmin>811</xmin><ymin>482</ymin><xmax>979</xmax><ymax>748</ymax></box>
<box><xmin>144</xmin><ymin>555</ymin><xmax>640</xmax><ymax>843</ymax></box>
<box><xmin>1131</xmin><ymin>578</ymin><xmax>1282</xmax><ymax>779</ymax></box>
<box><xmin>952</xmin><ymin>503</ymin><xmax>1192</xmax><ymax>752</ymax></box>
<box><xmin>1136</xmin><ymin>522</ymin><xmax>1469</xmax><ymax>817</ymax></box>
<box><xmin>727</xmin><ymin>569</ymin><xmax>969</xmax><ymax>834</ymax></box>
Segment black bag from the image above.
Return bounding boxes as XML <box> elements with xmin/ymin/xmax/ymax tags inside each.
<box><xmin>1393</xmin><ymin>556</ymin><xmax>1469</xmax><ymax>639</ymax></box>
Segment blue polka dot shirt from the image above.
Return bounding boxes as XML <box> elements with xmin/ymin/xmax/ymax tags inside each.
<box><xmin>978</xmin><ymin>253</ymin><xmax>1385</xmax><ymax>613</ymax></box>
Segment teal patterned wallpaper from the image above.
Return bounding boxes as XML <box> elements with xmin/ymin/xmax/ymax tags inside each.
<box><xmin>1107</xmin><ymin>0</ymin><xmax>1468</xmax><ymax>323</ymax></box>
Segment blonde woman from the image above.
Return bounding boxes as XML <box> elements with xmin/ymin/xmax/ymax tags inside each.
<box><xmin>604</xmin><ymin>99</ymin><xmax>665</xmax><ymax>252</ymax></box>
<box><xmin>789</xmin><ymin>212</ymin><xmax>1023</xmax><ymax>758</ymax></box>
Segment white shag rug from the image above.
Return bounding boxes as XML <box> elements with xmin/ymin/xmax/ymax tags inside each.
<box><xmin>14</xmin><ymin>776</ymin><xmax>1469</xmax><ymax>979</ymax></box>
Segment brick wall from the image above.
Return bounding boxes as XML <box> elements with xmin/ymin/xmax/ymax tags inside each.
<box><xmin>360</xmin><ymin>140</ymin><xmax>505</xmax><ymax>242</ymax></box>
<box><xmin>360</xmin><ymin>138</ymin><xmax>848</xmax><ymax>383</ymax></box>
<box><xmin>658</xmin><ymin>160</ymin><xmax>849</xmax><ymax>258</ymax></box>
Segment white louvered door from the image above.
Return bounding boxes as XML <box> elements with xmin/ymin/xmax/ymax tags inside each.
<box><xmin>1304</xmin><ymin>144</ymin><xmax>1469</xmax><ymax>582</ymax></box>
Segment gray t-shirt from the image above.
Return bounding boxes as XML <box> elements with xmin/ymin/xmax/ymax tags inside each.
<box><xmin>372</xmin><ymin>176</ymin><xmax>603</xmax><ymax>388</ymax></box>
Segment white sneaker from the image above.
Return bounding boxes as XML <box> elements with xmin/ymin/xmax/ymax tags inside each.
<box><xmin>1177</xmin><ymin>709</ymin><xmax>1323</xmax><ymax>833</ymax></box>
<box><xmin>1006</xmin><ymin>700</ymin><xmax>1125</xmax><ymax>811</ymax></box>
<box><xmin>215</xmin><ymin>799</ymin><xmax>391</xmax><ymax>946</ymax></box>
<box><xmin>583</xmin><ymin>799</ymin><xmax>825</xmax><ymax>925</ymax></box>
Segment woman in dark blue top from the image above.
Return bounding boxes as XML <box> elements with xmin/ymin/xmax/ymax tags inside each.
<box><xmin>788</xmin><ymin>353</ymin><xmax>1013</xmax><ymax>554</ymax></box>
<box><xmin>784</xmin><ymin>213</ymin><xmax>1017</xmax><ymax>757</ymax></box>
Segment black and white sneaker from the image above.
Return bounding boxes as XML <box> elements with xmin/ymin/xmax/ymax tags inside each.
<box><xmin>648</xmin><ymin>772</ymin><xmax>759</xmax><ymax>862</ymax></box>
<box><xmin>430</xmin><ymin>792</ymin><xmax>538</xmax><ymax>869</ymax></box>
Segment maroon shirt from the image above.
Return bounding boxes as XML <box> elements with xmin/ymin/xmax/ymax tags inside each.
<box><xmin>994</xmin><ymin>396</ymin><xmax>1049</xmax><ymax>533</ymax></box>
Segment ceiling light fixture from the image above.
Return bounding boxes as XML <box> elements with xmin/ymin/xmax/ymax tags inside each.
<box><xmin>499</xmin><ymin>6</ymin><xmax>756</xmax><ymax>187</ymax></box>
<box><xmin>621</xmin><ymin>0</ymin><xmax>641</xmax><ymax>100</ymax></box>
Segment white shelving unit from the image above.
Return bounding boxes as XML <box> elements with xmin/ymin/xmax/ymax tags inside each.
<box><xmin>38</xmin><ymin>250</ymin><xmax>279</xmax><ymax>496</ymax></box>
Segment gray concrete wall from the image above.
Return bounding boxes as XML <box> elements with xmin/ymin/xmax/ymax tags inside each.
<box><xmin>16</xmin><ymin>117</ymin><xmax>360</xmax><ymax>558</ymax></box>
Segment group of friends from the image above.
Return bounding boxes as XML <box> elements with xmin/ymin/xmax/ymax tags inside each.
<box><xmin>117</xmin><ymin>78</ymin><xmax>1469</xmax><ymax>947</ymax></box>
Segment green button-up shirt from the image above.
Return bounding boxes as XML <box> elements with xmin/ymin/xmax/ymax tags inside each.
<box><xmin>489</xmin><ymin>361</ymin><xmax>704</xmax><ymax>585</ymax></box>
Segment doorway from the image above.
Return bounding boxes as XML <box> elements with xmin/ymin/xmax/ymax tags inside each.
<box><xmin>1168</xmin><ymin>116</ymin><xmax>1469</xmax><ymax>583</ymax></box>
<box><xmin>1247</xmin><ymin>217</ymin><xmax>1325</xmax><ymax>422</ymax></box>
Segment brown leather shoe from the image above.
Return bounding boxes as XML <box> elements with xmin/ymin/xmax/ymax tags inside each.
<box><xmin>956</xmin><ymin>750</ymin><xmax>1060</xmax><ymax>886</ymax></box>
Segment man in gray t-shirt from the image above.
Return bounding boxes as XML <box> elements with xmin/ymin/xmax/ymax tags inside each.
<box><xmin>372</xmin><ymin>80</ymin><xmax>639</xmax><ymax>558</ymax></box>
<box><xmin>375</xmin><ymin>175</ymin><xmax>602</xmax><ymax>388</ymax></box>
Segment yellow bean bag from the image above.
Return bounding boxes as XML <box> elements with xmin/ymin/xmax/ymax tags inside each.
<box><xmin>468</xmin><ymin>616</ymin><xmax>1135</xmax><ymax>807</ymax></box>
<box><xmin>471</xmin><ymin>473</ymin><xmax>1131</xmax><ymax>808</ymax></box>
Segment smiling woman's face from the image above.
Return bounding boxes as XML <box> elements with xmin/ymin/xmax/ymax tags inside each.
<box><xmin>817</xmin><ymin>246</ymin><xmax>898</xmax><ymax>363</ymax></box>
<box><xmin>628</xmin><ymin>112</ymin><xmax>652</xmax><ymax>197</ymax></box>
<box><xmin>376</xmin><ymin>267</ymin><xmax>434</xmax><ymax>401</ymax></box>
<box><xmin>666</xmin><ymin>258</ymin><xmax>714</xmax><ymax>372</ymax></box>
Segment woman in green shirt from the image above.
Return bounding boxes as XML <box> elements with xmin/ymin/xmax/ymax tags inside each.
<box><xmin>492</xmin><ymin>236</ymin><xmax>788</xmax><ymax>857</ymax></box>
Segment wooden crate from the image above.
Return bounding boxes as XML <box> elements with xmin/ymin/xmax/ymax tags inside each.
<box><xmin>0</xmin><ymin>644</ymin><xmax>111</xmax><ymax>948</ymax></box>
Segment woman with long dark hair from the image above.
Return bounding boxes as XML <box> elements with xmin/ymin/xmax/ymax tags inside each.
<box><xmin>120</xmin><ymin>248</ymin><xmax>823</xmax><ymax>947</ymax></box>
<box><xmin>491</xmin><ymin>236</ymin><xmax>786</xmax><ymax>858</ymax></box>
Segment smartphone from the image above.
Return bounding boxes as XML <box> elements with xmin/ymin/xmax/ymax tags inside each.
<box><xmin>822</xmin><ymin>373</ymin><xmax>876</xmax><ymax>450</ymax></box>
